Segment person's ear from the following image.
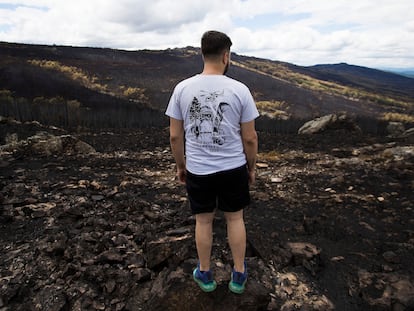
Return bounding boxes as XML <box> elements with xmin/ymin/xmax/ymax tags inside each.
<box><xmin>223</xmin><ymin>51</ymin><xmax>230</xmax><ymax>65</ymax></box>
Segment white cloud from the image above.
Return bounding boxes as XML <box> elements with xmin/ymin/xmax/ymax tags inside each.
<box><xmin>0</xmin><ymin>0</ymin><xmax>414</xmax><ymax>68</ymax></box>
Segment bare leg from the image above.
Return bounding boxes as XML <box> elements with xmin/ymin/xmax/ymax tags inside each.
<box><xmin>195</xmin><ymin>212</ymin><xmax>215</xmax><ymax>271</ymax></box>
<box><xmin>224</xmin><ymin>209</ymin><xmax>246</xmax><ymax>273</ymax></box>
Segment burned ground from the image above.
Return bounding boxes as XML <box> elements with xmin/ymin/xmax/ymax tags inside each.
<box><xmin>0</xmin><ymin>121</ymin><xmax>413</xmax><ymax>310</ymax></box>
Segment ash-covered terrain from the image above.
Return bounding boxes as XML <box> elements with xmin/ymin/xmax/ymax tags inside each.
<box><xmin>1</xmin><ymin>118</ymin><xmax>413</xmax><ymax>310</ymax></box>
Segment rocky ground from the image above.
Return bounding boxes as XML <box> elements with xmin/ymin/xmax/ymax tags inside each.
<box><xmin>1</xmin><ymin>119</ymin><xmax>414</xmax><ymax>311</ymax></box>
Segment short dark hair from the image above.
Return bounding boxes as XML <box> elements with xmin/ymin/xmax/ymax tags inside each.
<box><xmin>201</xmin><ymin>30</ymin><xmax>232</xmax><ymax>58</ymax></box>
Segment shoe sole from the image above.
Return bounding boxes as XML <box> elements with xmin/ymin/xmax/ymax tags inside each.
<box><xmin>228</xmin><ymin>280</ymin><xmax>246</xmax><ymax>294</ymax></box>
<box><xmin>193</xmin><ymin>269</ymin><xmax>217</xmax><ymax>292</ymax></box>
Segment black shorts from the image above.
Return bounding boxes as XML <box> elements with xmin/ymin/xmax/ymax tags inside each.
<box><xmin>186</xmin><ymin>165</ymin><xmax>251</xmax><ymax>214</ymax></box>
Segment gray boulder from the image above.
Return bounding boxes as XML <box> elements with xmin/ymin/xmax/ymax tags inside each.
<box><xmin>0</xmin><ymin>131</ymin><xmax>96</xmax><ymax>156</ymax></box>
<box><xmin>298</xmin><ymin>114</ymin><xmax>361</xmax><ymax>135</ymax></box>
<box><xmin>386</xmin><ymin>122</ymin><xmax>405</xmax><ymax>137</ymax></box>
<box><xmin>401</xmin><ymin>127</ymin><xmax>414</xmax><ymax>143</ymax></box>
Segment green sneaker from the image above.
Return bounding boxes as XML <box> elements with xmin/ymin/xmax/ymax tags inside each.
<box><xmin>228</xmin><ymin>262</ymin><xmax>247</xmax><ymax>294</ymax></box>
<box><xmin>193</xmin><ymin>264</ymin><xmax>217</xmax><ymax>293</ymax></box>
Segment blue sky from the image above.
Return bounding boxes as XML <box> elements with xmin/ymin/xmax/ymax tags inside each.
<box><xmin>0</xmin><ymin>3</ymin><xmax>47</xmax><ymax>11</ymax></box>
<box><xmin>1</xmin><ymin>0</ymin><xmax>413</xmax><ymax>69</ymax></box>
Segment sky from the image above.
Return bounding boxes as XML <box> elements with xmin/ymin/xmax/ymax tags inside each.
<box><xmin>1</xmin><ymin>0</ymin><xmax>414</xmax><ymax>69</ymax></box>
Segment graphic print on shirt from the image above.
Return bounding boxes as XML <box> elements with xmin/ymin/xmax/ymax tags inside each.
<box><xmin>189</xmin><ymin>90</ymin><xmax>229</xmax><ymax>150</ymax></box>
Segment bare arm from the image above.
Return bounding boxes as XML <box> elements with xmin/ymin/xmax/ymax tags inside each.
<box><xmin>241</xmin><ymin>120</ymin><xmax>258</xmax><ymax>184</ymax></box>
<box><xmin>169</xmin><ymin>117</ymin><xmax>186</xmax><ymax>184</ymax></box>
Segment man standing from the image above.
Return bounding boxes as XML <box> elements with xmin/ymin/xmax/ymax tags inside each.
<box><xmin>166</xmin><ymin>30</ymin><xmax>259</xmax><ymax>294</ymax></box>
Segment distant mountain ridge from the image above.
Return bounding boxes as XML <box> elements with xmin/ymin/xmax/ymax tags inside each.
<box><xmin>297</xmin><ymin>62</ymin><xmax>414</xmax><ymax>98</ymax></box>
<box><xmin>0</xmin><ymin>41</ymin><xmax>413</xmax><ymax>128</ymax></box>
<box><xmin>385</xmin><ymin>68</ymin><xmax>414</xmax><ymax>79</ymax></box>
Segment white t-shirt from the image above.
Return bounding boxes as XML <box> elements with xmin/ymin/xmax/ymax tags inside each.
<box><xmin>166</xmin><ymin>74</ymin><xmax>259</xmax><ymax>175</ymax></box>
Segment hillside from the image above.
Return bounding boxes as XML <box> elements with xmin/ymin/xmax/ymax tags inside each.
<box><xmin>299</xmin><ymin>63</ymin><xmax>414</xmax><ymax>99</ymax></box>
<box><xmin>1</xmin><ymin>42</ymin><xmax>413</xmax><ymax>129</ymax></box>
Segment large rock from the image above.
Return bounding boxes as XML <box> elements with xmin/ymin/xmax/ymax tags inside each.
<box><xmin>401</xmin><ymin>127</ymin><xmax>414</xmax><ymax>143</ymax></box>
<box><xmin>0</xmin><ymin>131</ymin><xmax>96</xmax><ymax>156</ymax></box>
<box><xmin>382</xmin><ymin>146</ymin><xmax>414</xmax><ymax>161</ymax></box>
<box><xmin>298</xmin><ymin>114</ymin><xmax>361</xmax><ymax>135</ymax></box>
<box><xmin>387</xmin><ymin>122</ymin><xmax>405</xmax><ymax>137</ymax></box>
<box><xmin>358</xmin><ymin>270</ymin><xmax>414</xmax><ymax>310</ymax></box>
<box><xmin>129</xmin><ymin>264</ymin><xmax>271</xmax><ymax>311</ymax></box>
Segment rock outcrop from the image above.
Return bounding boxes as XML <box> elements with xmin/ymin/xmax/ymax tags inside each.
<box><xmin>387</xmin><ymin>121</ymin><xmax>405</xmax><ymax>137</ymax></box>
<box><xmin>0</xmin><ymin>131</ymin><xmax>96</xmax><ymax>156</ymax></box>
<box><xmin>298</xmin><ymin>114</ymin><xmax>361</xmax><ymax>135</ymax></box>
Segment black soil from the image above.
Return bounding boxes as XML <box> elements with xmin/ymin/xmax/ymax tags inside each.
<box><xmin>1</xmin><ymin>122</ymin><xmax>413</xmax><ymax>310</ymax></box>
